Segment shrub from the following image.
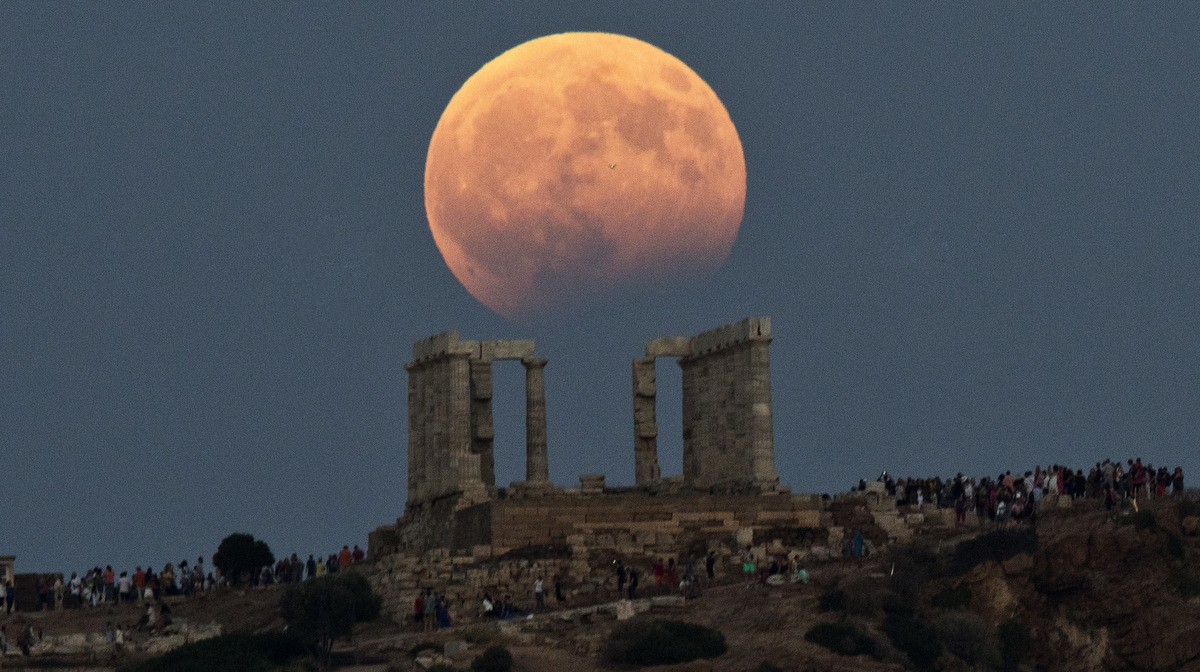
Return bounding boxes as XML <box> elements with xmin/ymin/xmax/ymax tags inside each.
<box><xmin>947</xmin><ymin>528</ymin><xmax>1038</xmax><ymax>575</ymax></box>
<box><xmin>882</xmin><ymin>614</ymin><xmax>942</xmax><ymax>671</ymax></box>
<box><xmin>889</xmin><ymin>543</ymin><xmax>945</xmax><ymax>604</ymax></box>
<box><xmin>804</xmin><ymin>622</ymin><xmax>878</xmax><ymax>658</ymax></box>
<box><xmin>1119</xmin><ymin>510</ymin><xmax>1158</xmax><ymax>532</ymax></box>
<box><xmin>933</xmin><ymin>613</ymin><xmax>999</xmax><ymax>668</ymax></box>
<box><xmin>603</xmin><ymin>619</ymin><xmax>727</xmax><ymax>666</ymax></box>
<box><xmin>212</xmin><ymin>533</ymin><xmax>275</xmax><ymax>586</ymax></box>
<box><xmin>470</xmin><ymin>644</ymin><xmax>513</xmax><ymax>672</ymax></box>
<box><xmin>842</xmin><ymin>576</ymin><xmax>885</xmax><ymax>616</ymax></box>
<box><xmin>818</xmin><ymin>589</ymin><xmax>847</xmax><ymax>613</ymax></box>
<box><xmin>998</xmin><ymin>619</ymin><xmax>1031</xmax><ymax>672</ymax></box>
<box><xmin>280</xmin><ymin>572</ymin><xmax>382</xmax><ymax>663</ymax></box>
<box><xmin>1178</xmin><ymin>498</ymin><xmax>1200</xmax><ymax>519</ymax></box>
<box><xmin>118</xmin><ymin>632</ymin><xmax>306</xmax><ymax>672</ymax></box>
<box><xmin>1170</xmin><ymin>571</ymin><xmax>1200</xmax><ymax>598</ymax></box>
<box><xmin>930</xmin><ymin>583</ymin><xmax>972</xmax><ymax>610</ymax></box>
<box><xmin>1166</xmin><ymin>532</ymin><xmax>1186</xmax><ymax>561</ymax></box>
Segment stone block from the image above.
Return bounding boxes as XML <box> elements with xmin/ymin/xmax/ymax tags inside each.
<box><xmin>906</xmin><ymin>513</ymin><xmax>925</xmax><ymax>525</ymax></box>
<box><xmin>444</xmin><ymin>640</ymin><xmax>470</xmax><ymax>657</ymax></box>
<box><xmin>736</xmin><ymin>528</ymin><xmax>754</xmax><ymax>547</ymax></box>
<box><xmin>616</xmin><ymin>600</ymin><xmax>635</xmax><ymax>620</ymax></box>
<box><xmin>645</xmin><ymin>336</ymin><xmax>693</xmax><ymax>358</ymax></box>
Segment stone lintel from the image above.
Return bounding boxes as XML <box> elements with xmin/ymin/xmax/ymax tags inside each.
<box><xmin>479</xmin><ymin>339</ymin><xmax>536</xmax><ymax>362</ymax></box>
<box><xmin>645</xmin><ymin>336</ymin><xmax>693</xmax><ymax>358</ymax></box>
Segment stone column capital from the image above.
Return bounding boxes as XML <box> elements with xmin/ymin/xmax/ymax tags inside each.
<box><xmin>521</xmin><ymin>357</ymin><xmax>548</xmax><ymax>369</ymax></box>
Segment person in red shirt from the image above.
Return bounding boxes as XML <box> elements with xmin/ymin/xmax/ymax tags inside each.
<box><xmin>338</xmin><ymin>546</ymin><xmax>352</xmax><ymax>568</ymax></box>
<box><xmin>133</xmin><ymin>567</ymin><xmax>146</xmax><ymax>592</ymax></box>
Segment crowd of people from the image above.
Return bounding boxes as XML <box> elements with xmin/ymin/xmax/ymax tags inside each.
<box><xmin>16</xmin><ymin>544</ymin><xmax>366</xmax><ymax>616</ymax></box>
<box><xmin>869</xmin><ymin>459</ymin><xmax>1187</xmax><ymax>525</ymax></box>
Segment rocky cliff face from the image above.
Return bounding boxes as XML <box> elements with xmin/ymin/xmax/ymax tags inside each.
<box><xmin>959</xmin><ymin>502</ymin><xmax>1200</xmax><ymax>671</ymax></box>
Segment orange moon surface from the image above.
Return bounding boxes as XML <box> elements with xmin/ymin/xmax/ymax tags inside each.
<box><xmin>424</xmin><ymin>32</ymin><xmax>746</xmax><ymax>318</ymax></box>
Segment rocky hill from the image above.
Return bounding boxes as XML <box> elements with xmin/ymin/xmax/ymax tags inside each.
<box><xmin>2</xmin><ymin>495</ymin><xmax>1196</xmax><ymax>671</ymax></box>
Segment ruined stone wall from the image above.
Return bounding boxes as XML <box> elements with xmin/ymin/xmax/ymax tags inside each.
<box><xmin>680</xmin><ymin>317</ymin><xmax>776</xmax><ymax>490</ymax></box>
<box><xmin>452</xmin><ymin>491</ymin><xmax>821</xmax><ymax>553</ymax></box>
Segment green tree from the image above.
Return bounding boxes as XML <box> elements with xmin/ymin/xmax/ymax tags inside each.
<box><xmin>212</xmin><ymin>533</ymin><xmax>274</xmax><ymax>586</ymax></box>
<box><xmin>280</xmin><ymin>572</ymin><xmax>381</xmax><ymax>664</ymax></box>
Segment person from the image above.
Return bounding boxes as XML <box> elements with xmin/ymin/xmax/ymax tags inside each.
<box><xmin>117</xmin><ymin>571</ymin><xmax>131</xmax><ymax>603</ymax></box>
<box><xmin>306</xmin><ymin>555</ymin><xmax>317</xmax><ymax>580</ymax></box>
<box><xmin>156</xmin><ymin>602</ymin><xmax>173</xmax><ymax>634</ymax></box>
<box><xmin>423</xmin><ymin>588</ymin><xmax>435</xmax><ymax>632</ymax></box>
<box><xmin>5</xmin><ymin>580</ymin><xmax>15</xmax><ymax>614</ymax></box>
<box><xmin>741</xmin><ymin>546</ymin><xmax>756</xmax><ymax>588</ymax></box>
<box><xmin>351</xmin><ymin>545</ymin><xmax>365</xmax><ymax>563</ymax></box>
<box><xmin>103</xmin><ymin>565</ymin><xmax>115</xmax><ymax>602</ymax></box>
<box><xmin>852</xmin><ymin>530</ymin><xmax>864</xmax><ymax>565</ymax></box>
<box><xmin>338</xmin><ymin>546</ymin><xmax>352</xmax><ymax>568</ymax></box>
<box><xmin>414</xmin><ymin>590</ymin><xmax>425</xmax><ymax>628</ymax></box>
<box><xmin>652</xmin><ymin>558</ymin><xmax>664</xmax><ymax>591</ymax></box>
<box><xmin>554</xmin><ymin>577</ymin><xmax>565</xmax><ymax>605</ymax></box>
<box><xmin>534</xmin><ymin>576</ymin><xmax>545</xmax><ymax>609</ymax></box>
<box><xmin>54</xmin><ymin>575</ymin><xmax>64</xmax><ymax>610</ymax></box>
<box><xmin>627</xmin><ymin>569</ymin><xmax>638</xmax><ymax>600</ymax></box>
<box><xmin>705</xmin><ymin>552</ymin><xmax>716</xmax><ymax>585</ymax></box>
<box><xmin>481</xmin><ymin>592</ymin><xmax>495</xmax><ymax>617</ymax></box>
<box><xmin>616</xmin><ymin>561</ymin><xmax>626</xmax><ymax>595</ymax></box>
<box><xmin>69</xmin><ymin>572</ymin><xmax>83</xmax><ymax>608</ymax></box>
<box><xmin>664</xmin><ymin>559</ymin><xmax>677</xmax><ymax>591</ymax></box>
<box><xmin>435</xmin><ymin>595</ymin><xmax>451</xmax><ymax>628</ymax></box>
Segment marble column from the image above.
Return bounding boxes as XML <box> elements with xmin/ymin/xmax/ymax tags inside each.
<box><xmin>522</xmin><ymin>357</ymin><xmax>550</xmax><ymax>483</ymax></box>
<box><xmin>632</xmin><ymin>357</ymin><xmax>661</xmax><ymax>485</ymax></box>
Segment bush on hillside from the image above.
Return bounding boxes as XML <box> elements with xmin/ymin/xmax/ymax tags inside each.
<box><xmin>933</xmin><ymin>613</ymin><xmax>999</xmax><ymax>668</ymax></box>
<box><xmin>998</xmin><ymin>619</ymin><xmax>1031</xmax><ymax>672</ymax></box>
<box><xmin>118</xmin><ymin>632</ymin><xmax>306</xmax><ymax>672</ymax></box>
<box><xmin>804</xmin><ymin>622</ymin><xmax>878</xmax><ymax>658</ymax></box>
<box><xmin>280</xmin><ymin>572</ymin><xmax>382</xmax><ymax>663</ymax></box>
<box><xmin>947</xmin><ymin>528</ymin><xmax>1037</xmax><ymax>575</ymax></box>
<box><xmin>930</xmin><ymin>583</ymin><xmax>973</xmax><ymax>610</ymax></box>
<box><xmin>882</xmin><ymin>614</ymin><xmax>942</xmax><ymax>671</ymax></box>
<box><xmin>212</xmin><ymin>533</ymin><xmax>275</xmax><ymax>586</ymax></box>
<box><xmin>470</xmin><ymin>644</ymin><xmax>513</xmax><ymax>672</ymax></box>
<box><xmin>1166</xmin><ymin>532</ymin><xmax>1186</xmax><ymax>561</ymax></box>
<box><xmin>889</xmin><ymin>542</ymin><xmax>946</xmax><ymax>603</ymax></box>
<box><xmin>1179</xmin><ymin>498</ymin><xmax>1200</xmax><ymax>519</ymax></box>
<box><xmin>1118</xmin><ymin>510</ymin><xmax>1158</xmax><ymax>532</ymax></box>
<box><xmin>603</xmin><ymin>619</ymin><xmax>727</xmax><ymax>666</ymax></box>
<box><xmin>1170</xmin><ymin>571</ymin><xmax>1200</xmax><ymax>598</ymax></box>
<box><xmin>818</xmin><ymin>588</ymin><xmax>846</xmax><ymax>613</ymax></box>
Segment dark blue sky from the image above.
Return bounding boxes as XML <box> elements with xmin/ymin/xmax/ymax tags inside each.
<box><xmin>3</xmin><ymin>3</ymin><xmax>1198</xmax><ymax>574</ymax></box>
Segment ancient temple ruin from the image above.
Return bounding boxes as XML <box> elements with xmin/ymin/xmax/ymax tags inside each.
<box><xmin>364</xmin><ymin>319</ymin><xmax>971</xmax><ymax>622</ymax></box>
<box><xmin>633</xmin><ymin>316</ymin><xmax>777</xmax><ymax>491</ymax></box>
<box><xmin>373</xmin><ymin>317</ymin><xmax>812</xmax><ymax>557</ymax></box>
<box><xmin>404</xmin><ymin>332</ymin><xmax>550</xmax><ymax>507</ymax></box>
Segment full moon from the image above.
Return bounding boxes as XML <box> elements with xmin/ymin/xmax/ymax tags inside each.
<box><xmin>425</xmin><ymin>32</ymin><xmax>746</xmax><ymax>318</ymax></box>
